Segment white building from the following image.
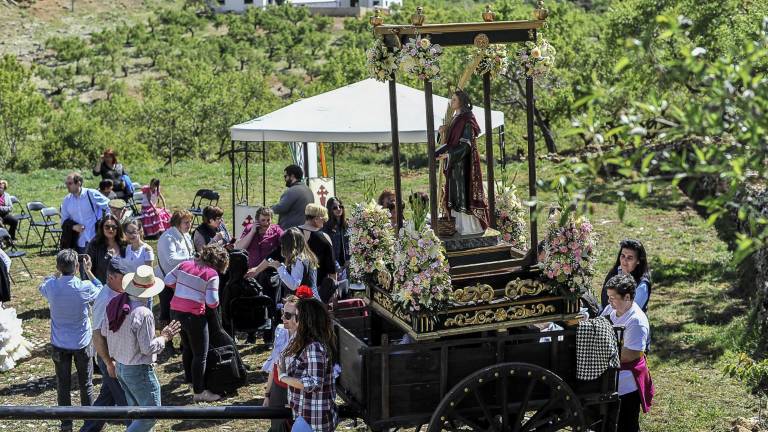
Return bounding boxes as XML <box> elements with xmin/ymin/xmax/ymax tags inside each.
<box><xmin>212</xmin><ymin>0</ymin><xmax>401</xmax><ymax>15</ymax></box>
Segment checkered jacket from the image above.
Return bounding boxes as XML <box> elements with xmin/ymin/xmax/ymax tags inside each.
<box><xmin>285</xmin><ymin>342</ymin><xmax>338</xmax><ymax>432</ymax></box>
<box><xmin>576</xmin><ymin>316</ymin><xmax>620</xmax><ymax>381</ymax></box>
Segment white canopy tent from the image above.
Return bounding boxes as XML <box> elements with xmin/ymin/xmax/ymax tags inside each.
<box><xmin>230</xmin><ymin>78</ymin><xmax>505</xmax><ymax>143</ymax></box>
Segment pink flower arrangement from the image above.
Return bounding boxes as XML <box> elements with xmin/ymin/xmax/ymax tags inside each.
<box><xmin>541</xmin><ymin>210</ymin><xmax>596</xmax><ymax>299</ymax></box>
<box><xmin>399</xmin><ymin>37</ymin><xmax>442</xmax><ymax>81</ymax></box>
<box><xmin>392</xmin><ymin>222</ymin><xmax>452</xmax><ymax>313</ymax></box>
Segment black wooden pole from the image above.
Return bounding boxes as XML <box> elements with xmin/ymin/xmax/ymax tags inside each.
<box><xmin>483</xmin><ymin>72</ymin><xmax>496</xmax><ymax>229</ymax></box>
<box><xmin>388</xmin><ymin>78</ymin><xmax>404</xmax><ymax>230</ymax></box>
<box><xmin>0</xmin><ymin>406</ymin><xmax>292</xmax><ymax>420</ymax></box>
<box><xmin>525</xmin><ymin>76</ymin><xmax>538</xmax><ymax>260</ymax></box>
<box><xmin>424</xmin><ymin>80</ymin><xmax>438</xmax><ymax>230</ymax></box>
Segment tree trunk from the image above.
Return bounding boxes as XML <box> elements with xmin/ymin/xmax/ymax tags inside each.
<box><xmin>534</xmin><ymin>107</ymin><xmax>557</xmax><ymax>153</ymax></box>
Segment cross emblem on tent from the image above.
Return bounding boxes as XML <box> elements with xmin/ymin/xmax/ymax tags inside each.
<box><xmin>317</xmin><ymin>185</ymin><xmax>329</xmax><ymax>206</ymax></box>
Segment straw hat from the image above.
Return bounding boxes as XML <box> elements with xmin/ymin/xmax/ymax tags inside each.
<box><xmin>122</xmin><ymin>265</ymin><xmax>165</xmax><ymax>298</ymax></box>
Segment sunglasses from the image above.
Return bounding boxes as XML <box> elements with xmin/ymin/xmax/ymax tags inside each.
<box><xmin>104</xmin><ymin>224</ymin><xmax>118</xmax><ymax>231</ymax></box>
<box><xmin>332</xmin><ymin>206</ymin><xmax>344</xmax><ymax>210</ymax></box>
<box><xmin>282</xmin><ymin>311</ymin><xmax>296</xmax><ymax>320</ymax></box>
<box><xmin>125</xmin><ymin>230</ymin><xmax>139</xmax><ymax>235</ymax></box>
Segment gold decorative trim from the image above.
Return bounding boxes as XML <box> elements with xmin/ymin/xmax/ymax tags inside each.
<box><xmin>504</xmin><ymin>278</ymin><xmax>552</xmax><ymax>299</ymax></box>
<box><xmin>374</xmin><ymin>20</ymin><xmax>544</xmax><ymax>36</ymax></box>
<box><xmin>444</xmin><ymin>303</ymin><xmax>556</xmax><ymax>328</ymax></box>
<box><xmin>372</xmin><ymin>290</ymin><xmax>411</xmax><ymax>323</ymax></box>
<box><xmin>451</xmin><ymin>283</ymin><xmax>495</xmax><ymax>304</ymax></box>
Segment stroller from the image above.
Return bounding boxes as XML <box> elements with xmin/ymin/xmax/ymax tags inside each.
<box><xmin>220</xmin><ymin>249</ymin><xmax>277</xmax><ymax>343</ymax></box>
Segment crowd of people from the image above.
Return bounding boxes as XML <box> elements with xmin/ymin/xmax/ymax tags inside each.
<box><xmin>0</xmin><ymin>147</ymin><xmax>654</xmax><ymax>432</ymax></box>
<box><xmin>26</xmin><ymin>156</ymin><xmax>347</xmax><ymax>432</ymax></box>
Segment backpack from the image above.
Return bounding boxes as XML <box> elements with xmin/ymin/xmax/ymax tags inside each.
<box><xmin>205</xmin><ymin>311</ymin><xmax>247</xmax><ymax>395</ymax></box>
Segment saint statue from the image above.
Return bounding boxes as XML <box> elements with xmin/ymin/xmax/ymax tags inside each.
<box><xmin>436</xmin><ymin>89</ymin><xmax>490</xmax><ymax>235</ymax></box>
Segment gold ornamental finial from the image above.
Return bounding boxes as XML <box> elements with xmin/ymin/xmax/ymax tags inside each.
<box><xmin>411</xmin><ymin>6</ymin><xmax>425</xmax><ymax>26</ymax></box>
<box><xmin>533</xmin><ymin>0</ymin><xmax>549</xmax><ymax>20</ymax></box>
<box><xmin>370</xmin><ymin>9</ymin><xmax>384</xmax><ymax>26</ymax></box>
<box><xmin>482</xmin><ymin>5</ymin><xmax>495</xmax><ymax>22</ymax></box>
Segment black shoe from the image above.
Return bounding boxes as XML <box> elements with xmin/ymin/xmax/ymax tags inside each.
<box><xmin>245</xmin><ymin>334</ymin><xmax>257</xmax><ymax>344</ymax></box>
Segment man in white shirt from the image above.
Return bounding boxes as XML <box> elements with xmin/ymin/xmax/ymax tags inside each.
<box><xmin>82</xmin><ymin>257</ymin><xmax>129</xmax><ymax>432</ymax></box>
<box><xmin>61</xmin><ymin>173</ymin><xmax>110</xmax><ymax>253</ymax></box>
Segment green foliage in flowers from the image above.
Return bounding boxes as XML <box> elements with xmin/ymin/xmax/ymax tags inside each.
<box><xmin>494</xmin><ymin>176</ymin><xmax>527</xmax><ymax>249</ymax></box>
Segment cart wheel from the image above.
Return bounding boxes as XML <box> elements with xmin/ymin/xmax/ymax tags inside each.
<box><xmin>427</xmin><ymin>362</ymin><xmax>585</xmax><ymax>432</ymax></box>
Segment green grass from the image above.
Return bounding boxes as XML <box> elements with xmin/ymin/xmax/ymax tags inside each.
<box><xmin>0</xmin><ymin>155</ymin><xmax>761</xmax><ymax>431</ymax></box>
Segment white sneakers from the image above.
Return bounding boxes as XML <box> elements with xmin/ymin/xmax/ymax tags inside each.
<box><xmin>193</xmin><ymin>389</ymin><xmax>222</xmax><ymax>403</ymax></box>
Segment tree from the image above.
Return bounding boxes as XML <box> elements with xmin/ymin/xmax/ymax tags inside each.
<box><xmin>0</xmin><ymin>55</ymin><xmax>48</xmax><ymax>169</ymax></box>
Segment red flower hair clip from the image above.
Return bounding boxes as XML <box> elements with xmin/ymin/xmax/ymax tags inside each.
<box><xmin>296</xmin><ymin>285</ymin><xmax>314</xmax><ymax>299</ymax></box>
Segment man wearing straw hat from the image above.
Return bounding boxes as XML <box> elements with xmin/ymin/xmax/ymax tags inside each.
<box><xmin>100</xmin><ymin>265</ymin><xmax>180</xmax><ymax>432</ymax></box>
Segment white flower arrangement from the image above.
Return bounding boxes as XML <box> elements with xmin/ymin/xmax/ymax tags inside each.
<box><xmin>516</xmin><ymin>37</ymin><xmax>556</xmax><ymax>79</ymax></box>
<box><xmin>474</xmin><ymin>44</ymin><xmax>509</xmax><ymax>77</ymax></box>
<box><xmin>366</xmin><ymin>39</ymin><xmax>400</xmax><ymax>82</ymax></box>
<box><xmin>399</xmin><ymin>36</ymin><xmax>443</xmax><ymax>81</ymax></box>
<box><xmin>495</xmin><ymin>183</ymin><xmax>527</xmax><ymax>248</ymax></box>
<box><xmin>348</xmin><ymin>200</ymin><xmax>396</xmax><ymax>288</ymax></box>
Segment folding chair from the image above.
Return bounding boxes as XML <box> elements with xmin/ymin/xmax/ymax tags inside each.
<box><xmin>127</xmin><ymin>191</ymin><xmax>144</xmax><ymax>216</ymax></box>
<box><xmin>26</xmin><ymin>202</ymin><xmax>61</xmax><ymax>253</ymax></box>
<box><xmin>9</xmin><ymin>196</ymin><xmax>31</xmax><ymax>245</ymax></box>
<box><xmin>188</xmin><ymin>189</ymin><xmax>220</xmax><ymax>226</ymax></box>
<box><xmin>0</xmin><ymin>227</ymin><xmax>31</xmax><ymax>282</ymax></box>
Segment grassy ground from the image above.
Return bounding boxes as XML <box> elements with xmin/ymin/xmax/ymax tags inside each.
<box><xmin>0</xmin><ymin>154</ymin><xmax>761</xmax><ymax>431</ymax></box>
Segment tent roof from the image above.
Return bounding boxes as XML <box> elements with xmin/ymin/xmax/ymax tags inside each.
<box><xmin>230</xmin><ymin>79</ymin><xmax>505</xmax><ymax>143</ymax></box>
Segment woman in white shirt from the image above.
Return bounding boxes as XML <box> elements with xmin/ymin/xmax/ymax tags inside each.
<box><xmin>122</xmin><ymin>220</ymin><xmax>155</xmax><ymax>273</ymax></box>
<box><xmin>246</xmin><ymin>228</ymin><xmax>318</xmax><ymax>299</ymax></box>
<box><xmin>262</xmin><ymin>295</ymin><xmax>299</xmax><ymax>432</ymax></box>
<box><xmin>601</xmin><ymin>273</ymin><xmax>652</xmax><ymax>432</ymax></box>
<box><xmin>154</xmin><ymin>210</ymin><xmax>195</xmax><ymax>343</ymax></box>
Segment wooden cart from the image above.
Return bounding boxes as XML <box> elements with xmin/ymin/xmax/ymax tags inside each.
<box><xmin>334</xmin><ymin>6</ymin><xmax>620</xmax><ymax>431</ymax></box>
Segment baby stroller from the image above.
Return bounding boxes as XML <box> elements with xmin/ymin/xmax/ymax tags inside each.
<box><xmin>220</xmin><ymin>249</ymin><xmax>276</xmax><ymax>344</ymax></box>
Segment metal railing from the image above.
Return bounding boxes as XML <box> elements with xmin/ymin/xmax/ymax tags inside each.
<box><xmin>0</xmin><ymin>406</ymin><xmax>291</xmax><ymax>421</ymax></box>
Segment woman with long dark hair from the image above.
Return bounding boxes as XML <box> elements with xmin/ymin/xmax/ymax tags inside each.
<box><xmin>86</xmin><ymin>214</ymin><xmax>127</xmax><ymax>283</ymax></box>
<box><xmin>600</xmin><ymin>239</ymin><xmax>651</xmax><ymax>312</ymax></box>
<box><xmin>322</xmin><ymin>197</ymin><xmax>349</xmax><ymax>279</ymax></box>
<box><xmin>278</xmin><ymin>297</ymin><xmax>338</xmax><ymax>432</ymax></box>
<box><xmin>436</xmin><ymin>89</ymin><xmax>489</xmax><ymax>235</ymax></box>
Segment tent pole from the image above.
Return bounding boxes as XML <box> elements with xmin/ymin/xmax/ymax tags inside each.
<box><xmin>388</xmin><ymin>78</ymin><xmax>403</xmax><ymax>230</ymax></box>
<box><xmin>262</xmin><ymin>141</ymin><xmax>267</xmax><ymax>206</ymax></box>
<box><xmin>526</xmin><ymin>76</ymin><xmax>538</xmax><ymax>262</ymax></box>
<box><xmin>499</xmin><ymin>125</ymin><xmax>506</xmax><ymax>172</ymax></box>
<box><xmin>245</xmin><ymin>140</ymin><xmax>249</xmax><ymax>205</ymax></box>
<box><xmin>332</xmin><ymin>142</ymin><xmax>337</xmax><ymax>197</ymax></box>
<box><xmin>483</xmin><ymin>72</ymin><xmax>496</xmax><ymax>229</ymax></box>
<box><xmin>303</xmin><ymin>142</ymin><xmax>310</xmax><ymax>186</ymax></box>
<box><xmin>230</xmin><ymin>140</ymin><xmax>236</xmax><ymax>232</ymax></box>
<box><xmin>424</xmin><ymin>80</ymin><xmax>437</xmax><ymax>231</ymax></box>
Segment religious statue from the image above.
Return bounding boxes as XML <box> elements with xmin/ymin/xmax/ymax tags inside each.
<box><xmin>436</xmin><ymin>89</ymin><xmax>490</xmax><ymax>235</ymax></box>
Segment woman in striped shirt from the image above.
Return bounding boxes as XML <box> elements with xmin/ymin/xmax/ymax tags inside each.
<box><xmin>164</xmin><ymin>243</ymin><xmax>229</xmax><ymax>403</ymax></box>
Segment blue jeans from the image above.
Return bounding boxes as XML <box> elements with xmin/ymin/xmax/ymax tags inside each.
<box><xmin>79</xmin><ymin>357</ymin><xmax>129</xmax><ymax>432</ymax></box>
<box><xmin>115</xmin><ymin>363</ymin><xmax>161</xmax><ymax>432</ymax></box>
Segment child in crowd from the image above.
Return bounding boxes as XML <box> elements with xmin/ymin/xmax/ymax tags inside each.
<box><xmin>141</xmin><ymin>178</ymin><xmax>171</xmax><ymax>238</ymax></box>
